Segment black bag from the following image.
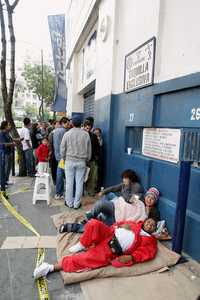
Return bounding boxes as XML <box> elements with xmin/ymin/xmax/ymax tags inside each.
<box><xmin>108</xmin><ymin>235</ymin><xmax>123</xmax><ymax>255</ymax></box>
<box><xmin>59</xmin><ymin>223</ymin><xmax>84</xmax><ymax>234</ymax></box>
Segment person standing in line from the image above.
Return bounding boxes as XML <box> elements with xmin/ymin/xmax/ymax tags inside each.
<box><xmin>20</xmin><ymin>118</ymin><xmax>35</xmax><ymax>177</ymax></box>
<box><xmin>0</xmin><ymin>121</ymin><xmax>15</xmax><ymax>196</ymax></box>
<box><xmin>84</xmin><ymin>120</ymin><xmax>100</xmax><ymax>196</ymax></box>
<box><xmin>30</xmin><ymin>122</ymin><xmax>43</xmax><ymax>165</ymax></box>
<box><xmin>94</xmin><ymin>127</ymin><xmax>103</xmax><ymax>192</ymax></box>
<box><xmin>48</xmin><ymin>120</ymin><xmax>60</xmax><ymax>185</ymax></box>
<box><xmin>2</xmin><ymin>121</ymin><xmax>22</xmax><ymax>185</ymax></box>
<box><xmin>53</xmin><ymin>117</ymin><xmax>70</xmax><ymax>199</ymax></box>
<box><xmin>60</xmin><ymin>116</ymin><xmax>91</xmax><ymax>209</ymax></box>
<box><xmin>39</xmin><ymin>122</ymin><xmax>48</xmax><ymax>138</ymax></box>
<box><xmin>85</xmin><ymin>116</ymin><xmax>94</xmax><ymax>129</ymax></box>
<box><xmin>47</xmin><ymin>119</ymin><xmax>54</xmax><ymax>136</ymax></box>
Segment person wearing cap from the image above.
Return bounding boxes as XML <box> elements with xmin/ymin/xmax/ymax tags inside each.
<box><xmin>60</xmin><ymin>116</ymin><xmax>92</xmax><ymax>208</ymax></box>
<box><xmin>53</xmin><ymin>117</ymin><xmax>71</xmax><ymax>200</ymax></box>
<box><xmin>33</xmin><ymin>218</ymin><xmax>157</xmax><ymax>279</ymax></box>
<box><xmin>144</xmin><ymin>187</ymin><xmax>160</xmax><ymax>222</ymax></box>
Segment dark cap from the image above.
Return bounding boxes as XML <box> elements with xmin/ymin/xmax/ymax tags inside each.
<box><xmin>72</xmin><ymin>115</ymin><xmax>82</xmax><ymax>127</ymax></box>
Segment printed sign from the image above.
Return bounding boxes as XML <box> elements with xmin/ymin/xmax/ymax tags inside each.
<box><xmin>124</xmin><ymin>37</ymin><xmax>156</xmax><ymax>93</ymax></box>
<box><xmin>142</xmin><ymin>128</ymin><xmax>181</xmax><ymax>163</ymax></box>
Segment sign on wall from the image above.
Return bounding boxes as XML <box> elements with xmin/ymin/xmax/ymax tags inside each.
<box><xmin>142</xmin><ymin>128</ymin><xmax>181</xmax><ymax>163</ymax></box>
<box><xmin>124</xmin><ymin>37</ymin><xmax>156</xmax><ymax>93</ymax></box>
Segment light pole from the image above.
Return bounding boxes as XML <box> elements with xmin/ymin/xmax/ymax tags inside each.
<box><xmin>41</xmin><ymin>49</ymin><xmax>44</xmax><ymax>121</ymax></box>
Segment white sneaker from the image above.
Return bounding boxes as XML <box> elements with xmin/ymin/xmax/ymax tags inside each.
<box><xmin>68</xmin><ymin>242</ymin><xmax>85</xmax><ymax>253</ymax></box>
<box><xmin>33</xmin><ymin>262</ymin><xmax>53</xmax><ymax>279</ymax></box>
<box><xmin>54</xmin><ymin>194</ymin><xmax>61</xmax><ymax>200</ymax></box>
<box><xmin>6</xmin><ymin>181</ymin><xmax>14</xmax><ymax>185</ymax></box>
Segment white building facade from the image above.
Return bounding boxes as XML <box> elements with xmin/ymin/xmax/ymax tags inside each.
<box><xmin>66</xmin><ymin>0</ymin><xmax>200</xmax><ymax>261</ymax></box>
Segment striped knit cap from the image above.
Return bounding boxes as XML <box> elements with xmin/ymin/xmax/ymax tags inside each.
<box><xmin>145</xmin><ymin>187</ymin><xmax>160</xmax><ymax>202</ymax></box>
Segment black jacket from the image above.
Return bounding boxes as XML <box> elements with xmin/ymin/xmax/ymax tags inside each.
<box><xmin>89</xmin><ymin>132</ymin><xmax>100</xmax><ymax>161</ymax></box>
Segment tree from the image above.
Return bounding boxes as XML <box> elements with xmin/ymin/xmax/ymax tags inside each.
<box><xmin>0</xmin><ymin>92</ymin><xmax>4</xmax><ymax>119</ymax></box>
<box><xmin>0</xmin><ymin>0</ymin><xmax>19</xmax><ymax>127</ymax></box>
<box><xmin>22</xmin><ymin>62</ymin><xmax>55</xmax><ymax>119</ymax></box>
<box><xmin>0</xmin><ymin>0</ymin><xmax>26</xmax><ymax>176</ymax></box>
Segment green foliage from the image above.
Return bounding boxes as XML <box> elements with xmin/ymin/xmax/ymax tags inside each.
<box><xmin>23</xmin><ymin>104</ymin><xmax>38</xmax><ymax>121</ymax></box>
<box><xmin>23</xmin><ymin>103</ymin><xmax>51</xmax><ymax>122</ymax></box>
<box><xmin>22</xmin><ymin>63</ymin><xmax>55</xmax><ymax>105</ymax></box>
<box><xmin>43</xmin><ymin>109</ymin><xmax>52</xmax><ymax>121</ymax></box>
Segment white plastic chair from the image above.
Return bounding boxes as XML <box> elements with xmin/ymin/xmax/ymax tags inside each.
<box><xmin>32</xmin><ymin>173</ymin><xmax>51</xmax><ymax>205</ymax></box>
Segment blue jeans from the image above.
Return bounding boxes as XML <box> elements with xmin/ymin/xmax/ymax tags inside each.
<box><xmin>5</xmin><ymin>153</ymin><xmax>12</xmax><ymax>183</ymax></box>
<box><xmin>0</xmin><ymin>151</ymin><xmax>6</xmax><ymax>191</ymax></box>
<box><xmin>65</xmin><ymin>160</ymin><xmax>86</xmax><ymax>208</ymax></box>
<box><xmin>56</xmin><ymin>166</ymin><xmax>65</xmax><ymax>196</ymax></box>
<box><xmin>89</xmin><ymin>198</ymin><xmax>116</xmax><ymax>226</ymax></box>
<box><xmin>102</xmin><ymin>192</ymin><xmax>117</xmax><ymax>201</ymax></box>
<box><xmin>24</xmin><ymin>149</ymin><xmax>35</xmax><ymax>176</ymax></box>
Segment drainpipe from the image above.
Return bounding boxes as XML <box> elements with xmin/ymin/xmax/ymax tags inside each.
<box><xmin>172</xmin><ymin>161</ymin><xmax>191</xmax><ymax>254</ymax></box>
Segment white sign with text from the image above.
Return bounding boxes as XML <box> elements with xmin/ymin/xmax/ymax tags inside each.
<box><xmin>124</xmin><ymin>37</ymin><xmax>156</xmax><ymax>93</ymax></box>
<box><xmin>142</xmin><ymin>128</ymin><xmax>181</xmax><ymax>163</ymax></box>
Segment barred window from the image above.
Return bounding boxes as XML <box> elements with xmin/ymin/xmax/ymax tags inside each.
<box><xmin>125</xmin><ymin>127</ymin><xmax>143</xmax><ymax>154</ymax></box>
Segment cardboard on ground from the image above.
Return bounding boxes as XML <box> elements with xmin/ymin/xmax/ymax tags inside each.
<box><xmin>1</xmin><ymin>236</ymin><xmax>57</xmax><ymax>249</ymax></box>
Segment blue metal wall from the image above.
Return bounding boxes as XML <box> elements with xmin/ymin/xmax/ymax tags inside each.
<box><xmin>95</xmin><ymin>72</ymin><xmax>200</xmax><ymax>261</ymax></box>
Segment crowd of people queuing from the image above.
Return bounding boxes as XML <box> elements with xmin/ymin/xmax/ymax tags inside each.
<box><xmin>0</xmin><ymin>116</ymin><xmax>168</xmax><ymax>280</ymax></box>
<box><xmin>0</xmin><ymin>115</ymin><xmax>104</xmax><ymax>206</ymax></box>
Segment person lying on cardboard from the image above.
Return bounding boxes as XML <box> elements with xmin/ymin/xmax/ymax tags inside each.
<box><xmin>58</xmin><ymin>187</ymin><xmax>160</xmax><ymax>234</ymax></box>
<box><xmin>33</xmin><ymin>218</ymin><xmax>157</xmax><ymax>279</ymax></box>
<box><xmin>58</xmin><ymin>186</ymin><xmax>170</xmax><ymax>240</ymax></box>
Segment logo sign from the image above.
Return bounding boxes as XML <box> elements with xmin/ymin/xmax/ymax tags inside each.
<box><xmin>48</xmin><ymin>14</ymin><xmax>67</xmax><ymax>112</ymax></box>
<box><xmin>124</xmin><ymin>37</ymin><xmax>156</xmax><ymax>93</ymax></box>
<box><xmin>142</xmin><ymin>128</ymin><xmax>181</xmax><ymax>163</ymax></box>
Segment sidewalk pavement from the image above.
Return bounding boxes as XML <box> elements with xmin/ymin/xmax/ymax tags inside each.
<box><xmin>0</xmin><ymin>176</ymin><xmax>84</xmax><ymax>300</ymax></box>
<box><xmin>0</xmin><ymin>176</ymin><xmax>199</xmax><ymax>300</ymax></box>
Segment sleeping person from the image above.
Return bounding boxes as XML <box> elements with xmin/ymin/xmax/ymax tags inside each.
<box><xmin>33</xmin><ymin>218</ymin><xmax>158</xmax><ymax>279</ymax></box>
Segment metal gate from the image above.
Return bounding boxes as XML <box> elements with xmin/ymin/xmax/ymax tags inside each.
<box><xmin>83</xmin><ymin>90</ymin><xmax>95</xmax><ymax>119</ymax></box>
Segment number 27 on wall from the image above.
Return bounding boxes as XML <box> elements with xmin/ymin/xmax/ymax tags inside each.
<box><xmin>191</xmin><ymin>108</ymin><xmax>200</xmax><ymax>120</ymax></box>
<box><xmin>129</xmin><ymin>113</ymin><xmax>135</xmax><ymax>122</ymax></box>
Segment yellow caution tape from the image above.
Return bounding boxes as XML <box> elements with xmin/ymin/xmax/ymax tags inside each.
<box><xmin>0</xmin><ymin>192</ymin><xmax>50</xmax><ymax>300</ymax></box>
<box><xmin>10</xmin><ymin>187</ymin><xmax>32</xmax><ymax>196</ymax></box>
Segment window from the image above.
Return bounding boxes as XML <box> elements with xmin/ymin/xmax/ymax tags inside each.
<box><xmin>125</xmin><ymin>127</ymin><xmax>143</xmax><ymax>154</ymax></box>
<box><xmin>182</xmin><ymin>130</ymin><xmax>200</xmax><ymax>162</ymax></box>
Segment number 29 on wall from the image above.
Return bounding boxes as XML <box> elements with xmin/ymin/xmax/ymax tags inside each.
<box><xmin>191</xmin><ymin>108</ymin><xmax>200</xmax><ymax>120</ymax></box>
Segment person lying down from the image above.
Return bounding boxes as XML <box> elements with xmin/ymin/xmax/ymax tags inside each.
<box><xmin>33</xmin><ymin>218</ymin><xmax>157</xmax><ymax>280</ymax></box>
<box><xmin>59</xmin><ymin>193</ymin><xmax>147</xmax><ymax>234</ymax></box>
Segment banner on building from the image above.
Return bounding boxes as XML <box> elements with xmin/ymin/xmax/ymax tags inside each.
<box><xmin>48</xmin><ymin>14</ymin><xmax>67</xmax><ymax>112</ymax></box>
<box><xmin>124</xmin><ymin>37</ymin><xmax>156</xmax><ymax>93</ymax></box>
